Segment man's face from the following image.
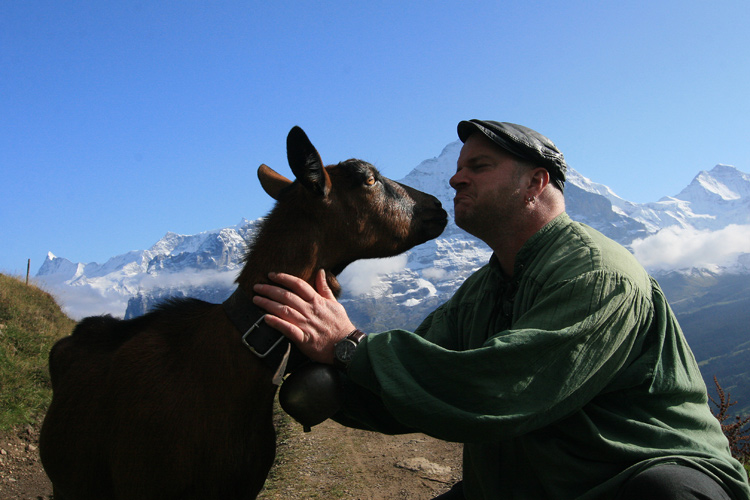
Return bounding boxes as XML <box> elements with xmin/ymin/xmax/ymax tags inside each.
<box><xmin>450</xmin><ymin>133</ymin><xmax>526</xmax><ymax>239</ymax></box>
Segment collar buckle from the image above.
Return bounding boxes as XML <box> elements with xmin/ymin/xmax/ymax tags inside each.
<box><xmin>240</xmin><ymin>314</ymin><xmax>285</xmax><ymax>358</ymax></box>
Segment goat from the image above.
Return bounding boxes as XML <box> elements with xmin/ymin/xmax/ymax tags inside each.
<box><xmin>39</xmin><ymin>126</ymin><xmax>448</xmax><ymax>500</ymax></box>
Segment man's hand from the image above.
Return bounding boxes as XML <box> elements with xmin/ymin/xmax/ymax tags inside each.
<box><xmin>252</xmin><ymin>269</ymin><xmax>357</xmax><ymax>364</ymax></box>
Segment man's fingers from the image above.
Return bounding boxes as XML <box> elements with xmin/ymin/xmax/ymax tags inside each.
<box><xmin>251</xmin><ymin>270</ymin><xmax>354</xmax><ymax>365</ymax></box>
<box><xmin>252</xmin><ymin>294</ymin><xmax>306</xmax><ymax>324</ymax></box>
<box><xmin>262</xmin><ymin>313</ymin><xmax>305</xmax><ymax>344</ymax></box>
<box><xmin>267</xmin><ymin>272</ymin><xmax>318</xmax><ymax>301</ymax></box>
<box><xmin>315</xmin><ymin>268</ymin><xmax>336</xmax><ymax>300</ymax></box>
<box><xmin>253</xmin><ymin>282</ymin><xmax>307</xmax><ymax>310</ymax></box>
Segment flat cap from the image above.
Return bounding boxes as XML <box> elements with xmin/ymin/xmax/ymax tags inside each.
<box><xmin>457</xmin><ymin>119</ymin><xmax>567</xmax><ymax>192</ymax></box>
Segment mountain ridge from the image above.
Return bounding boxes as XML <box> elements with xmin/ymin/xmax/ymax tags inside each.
<box><xmin>36</xmin><ymin>141</ymin><xmax>750</xmax><ymax>321</ymax></box>
<box><xmin>35</xmin><ymin>146</ymin><xmax>750</xmax><ymax>414</ymax></box>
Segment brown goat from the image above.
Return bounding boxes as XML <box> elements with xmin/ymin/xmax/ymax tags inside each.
<box><xmin>39</xmin><ymin>126</ymin><xmax>448</xmax><ymax>500</ymax></box>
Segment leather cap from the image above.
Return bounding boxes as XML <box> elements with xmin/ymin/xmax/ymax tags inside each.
<box><xmin>457</xmin><ymin>119</ymin><xmax>567</xmax><ymax>192</ymax></box>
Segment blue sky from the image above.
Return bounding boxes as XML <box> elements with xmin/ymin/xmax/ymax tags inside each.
<box><xmin>2</xmin><ymin>1</ymin><xmax>749</xmax><ymax>276</ymax></box>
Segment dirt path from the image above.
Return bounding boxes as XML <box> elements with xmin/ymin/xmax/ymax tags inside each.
<box><xmin>260</xmin><ymin>415</ymin><xmax>463</xmax><ymax>499</ymax></box>
<box><xmin>0</xmin><ymin>410</ymin><xmax>462</xmax><ymax>500</ymax></box>
<box><xmin>0</xmin><ymin>422</ymin><xmax>52</xmax><ymax>500</ymax></box>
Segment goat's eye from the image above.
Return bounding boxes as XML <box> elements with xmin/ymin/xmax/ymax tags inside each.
<box><xmin>365</xmin><ymin>176</ymin><xmax>376</xmax><ymax>186</ymax></box>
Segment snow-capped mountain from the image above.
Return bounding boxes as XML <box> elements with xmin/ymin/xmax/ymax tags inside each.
<box><xmin>33</xmin><ymin>145</ymin><xmax>750</xmax><ymax>415</ymax></box>
<box><xmin>36</xmin><ymin>140</ymin><xmax>750</xmax><ymax>324</ymax></box>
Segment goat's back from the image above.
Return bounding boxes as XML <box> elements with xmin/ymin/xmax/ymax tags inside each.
<box><xmin>40</xmin><ymin>299</ymin><xmax>278</xmax><ymax>500</ymax></box>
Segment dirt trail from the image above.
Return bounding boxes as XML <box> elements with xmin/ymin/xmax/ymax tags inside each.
<box><xmin>0</xmin><ymin>413</ymin><xmax>462</xmax><ymax>500</ymax></box>
<box><xmin>0</xmin><ymin>422</ymin><xmax>52</xmax><ymax>500</ymax></box>
<box><xmin>259</xmin><ymin>417</ymin><xmax>462</xmax><ymax>499</ymax></box>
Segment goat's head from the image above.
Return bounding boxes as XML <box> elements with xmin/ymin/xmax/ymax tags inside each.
<box><xmin>254</xmin><ymin>126</ymin><xmax>448</xmax><ymax>277</ymax></box>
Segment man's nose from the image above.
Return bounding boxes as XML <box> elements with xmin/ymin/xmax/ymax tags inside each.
<box><xmin>449</xmin><ymin>169</ymin><xmax>466</xmax><ymax>190</ymax></box>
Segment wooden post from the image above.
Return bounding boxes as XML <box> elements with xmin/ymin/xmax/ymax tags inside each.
<box><xmin>26</xmin><ymin>259</ymin><xmax>30</xmax><ymax>285</ymax></box>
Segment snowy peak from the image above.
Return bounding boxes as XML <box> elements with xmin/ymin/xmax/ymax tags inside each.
<box><xmin>35</xmin><ymin>138</ymin><xmax>749</xmax><ymax>321</ymax></box>
<box><xmin>675</xmin><ymin>164</ymin><xmax>750</xmax><ymax>202</ymax></box>
<box><xmin>398</xmin><ymin>140</ymin><xmax>462</xmax><ymax>217</ymax></box>
<box><xmin>564</xmin><ymin>164</ymin><xmax>750</xmax><ymax>233</ymax></box>
<box><xmin>693</xmin><ymin>170</ymin><xmax>739</xmax><ymax>201</ymax></box>
<box><xmin>37</xmin><ymin>253</ymin><xmax>84</xmax><ymax>282</ymax></box>
<box><xmin>142</xmin><ymin>225</ymin><xmax>252</xmax><ymax>274</ymax></box>
<box><xmin>663</xmin><ymin>164</ymin><xmax>750</xmax><ymax>229</ymax></box>
<box><xmin>566</xmin><ymin>170</ymin><xmax>626</xmax><ymax>203</ymax></box>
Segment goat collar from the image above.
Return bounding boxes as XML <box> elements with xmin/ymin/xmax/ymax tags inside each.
<box><xmin>222</xmin><ymin>286</ymin><xmax>306</xmax><ymax>375</ymax></box>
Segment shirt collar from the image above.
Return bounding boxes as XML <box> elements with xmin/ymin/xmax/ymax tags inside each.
<box><xmin>490</xmin><ymin>212</ymin><xmax>571</xmax><ymax>281</ymax></box>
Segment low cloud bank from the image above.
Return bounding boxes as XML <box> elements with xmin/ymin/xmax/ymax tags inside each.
<box><xmin>39</xmin><ymin>269</ymin><xmax>238</xmax><ymax>321</ymax></box>
<box><xmin>136</xmin><ymin>269</ymin><xmax>238</xmax><ymax>291</ymax></box>
<box><xmin>339</xmin><ymin>255</ymin><xmax>409</xmax><ymax>296</ymax></box>
<box><xmin>39</xmin><ymin>282</ymin><xmax>131</xmax><ymax>321</ymax></box>
<box><xmin>41</xmin><ymin>224</ymin><xmax>750</xmax><ymax>322</ymax></box>
<box><xmin>631</xmin><ymin>224</ymin><xmax>750</xmax><ymax>272</ymax></box>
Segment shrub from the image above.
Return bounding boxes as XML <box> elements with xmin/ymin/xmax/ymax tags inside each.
<box><xmin>709</xmin><ymin>376</ymin><xmax>750</xmax><ymax>466</ymax></box>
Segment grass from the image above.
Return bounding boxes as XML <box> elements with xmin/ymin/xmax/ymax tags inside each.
<box><xmin>0</xmin><ymin>274</ymin><xmax>75</xmax><ymax>430</ymax></box>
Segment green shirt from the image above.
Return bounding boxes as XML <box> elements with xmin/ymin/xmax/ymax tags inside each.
<box><xmin>336</xmin><ymin>213</ymin><xmax>750</xmax><ymax>499</ymax></box>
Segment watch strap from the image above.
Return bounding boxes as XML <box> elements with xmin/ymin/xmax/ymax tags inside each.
<box><xmin>346</xmin><ymin>329</ymin><xmax>367</xmax><ymax>344</ymax></box>
<box><xmin>334</xmin><ymin>329</ymin><xmax>367</xmax><ymax>370</ymax></box>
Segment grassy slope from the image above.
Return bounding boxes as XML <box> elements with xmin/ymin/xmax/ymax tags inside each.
<box><xmin>0</xmin><ymin>274</ymin><xmax>75</xmax><ymax>430</ymax></box>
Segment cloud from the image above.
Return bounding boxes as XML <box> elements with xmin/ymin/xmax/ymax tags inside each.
<box><xmin>631</xmin><ymin>224</ymin><xmax>750</xmax><ymax>272</ymax></box>
<box><xmin>39</xmin><ymin>269</ymin><xmax>239</xmax><ymax>321</ymax></box>
<box><xmin>40</xmin><ymin>282</ymin><xmax>131</xmax><ymax>320</ymax></box>
<box><xmin>338</xmin><ymin>255</ymin><xmax>408</xmax><ymax>296</ymax></box>
<box><xmin>422</xmin><ymin>267</ymin><xmax>448</xmax><ymax>281</ymax></box>
<box><xmin>136</xmin><ymin>269</ymin><xmax>238</xmax><ymax>290</ymax></box>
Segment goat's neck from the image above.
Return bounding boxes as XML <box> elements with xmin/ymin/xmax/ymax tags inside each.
<box><xmin>237</xmin><ymin>239</ymin><xmax>342</xmax><ymax>299</ymax></box>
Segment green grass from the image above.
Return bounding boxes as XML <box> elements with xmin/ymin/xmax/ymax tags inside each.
<box><xmin>0</xmin><ymin>274</ymin><xmax>75</xmax><ymax>430</ymax></box>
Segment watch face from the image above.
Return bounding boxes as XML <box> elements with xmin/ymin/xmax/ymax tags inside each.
<box><xmin>335</xmin><ymin>339</ymin><xmax>357</xmax><ymax>363</ymax></box>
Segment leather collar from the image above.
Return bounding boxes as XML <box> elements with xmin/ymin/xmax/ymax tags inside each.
<box><xmin>222</xmin><ymin>286</ymin><xmax>306</xmax><ymax>373</ymax></box>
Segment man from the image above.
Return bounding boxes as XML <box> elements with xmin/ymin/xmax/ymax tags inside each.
<box><xmin>253</xmin><ymin>120</ymin><xmax>750</xmax><ymax>499</ymax></box>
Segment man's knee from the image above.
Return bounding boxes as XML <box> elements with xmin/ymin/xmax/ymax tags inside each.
<box><xmin>618</xmin><ymin>464</ymin><xmax>731</xmax><ymax>500</ymax></box>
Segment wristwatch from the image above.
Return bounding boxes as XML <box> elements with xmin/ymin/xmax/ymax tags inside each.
<box><xmin>333</xmin><ymin>329</ymin><xmax>367</xmax><ymax>370</ymax></box>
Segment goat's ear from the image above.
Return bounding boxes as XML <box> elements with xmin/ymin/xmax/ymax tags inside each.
<box><xmin>286</xmin><ymin>126</ymin><xmax>331</xmax><ymax>197</ymax></box>
<box><xmin>258</xmin><ymin>164</ymin><xmax>292</xmax><ymax>200</ymax></box>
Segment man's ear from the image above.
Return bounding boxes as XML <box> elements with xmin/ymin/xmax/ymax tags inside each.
<box><xmin>527</xmin><ymin>168</ymin><xmax>550</xmax><ymax>198</ymax></box>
